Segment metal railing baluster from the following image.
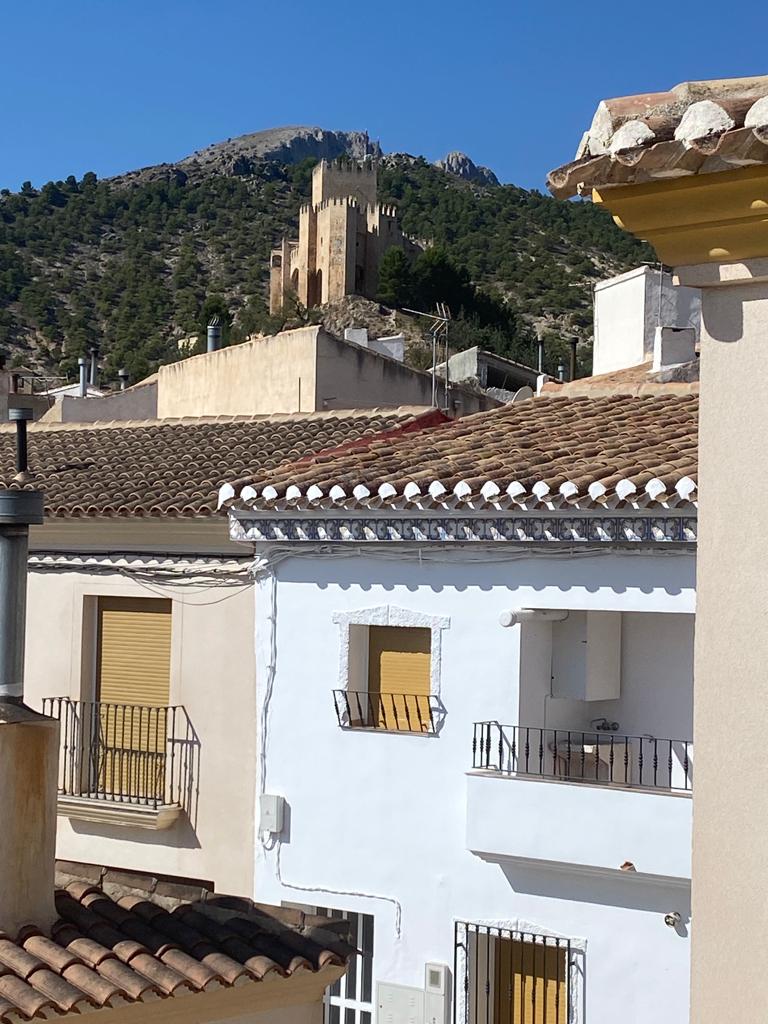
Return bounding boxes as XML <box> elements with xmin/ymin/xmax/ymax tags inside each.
<box><xmin>41</xmin><ymin>698</ymin><xmax>192</xmax><ymax>813</ymax></box>
<box><xmin>469</xmin><ymin>722</ymin><xmax>693</xmax><ymax>793</ymax></box>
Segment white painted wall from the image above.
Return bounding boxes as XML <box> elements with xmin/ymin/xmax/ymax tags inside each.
<box><xmin>251</xmin><ymin>548</ymin><xmax>696</xmax><ymax>1024</ymax></box>
<box><xmin>593</xmin><ymin>267</ymin><xmax>701</xmax><ymax>375</ymax></box>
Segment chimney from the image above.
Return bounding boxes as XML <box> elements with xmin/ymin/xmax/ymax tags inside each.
<box><xmin>0</xmin><ymin>409</ymin><xmax>57</xmax><ymax>936</ymax></box>
<box><xmin>207</xmin><ymin>316</ymin><xmax>222</xmax><ymax>353</ymax></box>
<box><xmin>77</xmin><ymin>357</ymin><xmax>87</xmax><ymax>398</ymax></box>
<box><xmin>652</xmin><ymin>326</ymin><xmax>696</xmax><ymax>371</ymax></box>
<box><xmin>88</xmin><ymin>347</ymin><xmax>99</xmax><ymax>388</ymax></box>
<box><xmin>118</xmin><ymin>368</ymin><xmax>129</xmax><ymax>391</ymax></box>
<box><xmin>569</xmin><ymin>338</ymin><xmax>578</xmax><ymax>381</ymax></box>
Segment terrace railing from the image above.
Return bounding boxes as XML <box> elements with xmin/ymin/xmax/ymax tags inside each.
<box><xmin>43</xmin><ymin>698</ymin><xmax>196</xmax><ymax>810</ymax></box>
<box><xmin>472</xmin><ymin>721</ymin><xmax>692</xmax><ymax>792</ymax></box>
<box><xmin>333</xmin><ymin>689</ymin><xmax>442</xmax><ymax>734</ymax></box>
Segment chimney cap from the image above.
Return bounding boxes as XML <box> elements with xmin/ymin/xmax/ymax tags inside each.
<box><xmin>208</xmin><ymin>315</ymin><xmax>221</xmax><ymax>328</ymax></box>
<box><xmin>9</xmin><ymin>408</ymin><xmax>33</xmax><ymax>423</ymax></box>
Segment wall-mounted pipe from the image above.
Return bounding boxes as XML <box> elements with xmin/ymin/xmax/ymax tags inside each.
<box><xmin>499</xmin><ymin>608</ymin><xmax>569</xmax><ymax>627</ymax></box>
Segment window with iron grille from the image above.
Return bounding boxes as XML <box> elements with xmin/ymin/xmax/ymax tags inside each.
<box><xmin>285</xmin><ymin>903</ymin><xmax>374</xmax><ymax>1024</ymax></box>
<box><xmin>454</xmin><ymin>922</ymin><xmax>573</xmax><ymax>1024</ymax></box>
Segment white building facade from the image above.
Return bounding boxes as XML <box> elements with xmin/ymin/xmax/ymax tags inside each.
<box><xmin>231</xmin><ymin>516</ymin><xmax>695</xmax><ymax>1023</ymax></box>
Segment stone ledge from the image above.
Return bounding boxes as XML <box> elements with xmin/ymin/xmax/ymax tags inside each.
<box><xmin>57</xmin><ymin>795</ymin><xmax>181</xmax><ymax>830</ymax></box>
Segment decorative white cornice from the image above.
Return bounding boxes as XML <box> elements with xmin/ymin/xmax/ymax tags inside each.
<box><xmin>230</xmin><ymin>511</ymin><xmax>697</xmax><ymax>545</ymax></box>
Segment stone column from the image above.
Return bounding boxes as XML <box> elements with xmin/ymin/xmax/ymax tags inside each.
<box><xmin>676</xmin><ymin>257</ymin><xmax>768</xmax><ymax>1021</ymax></box>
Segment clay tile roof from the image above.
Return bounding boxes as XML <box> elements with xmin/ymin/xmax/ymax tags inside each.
<box><xmin>540</xmin><ymin>361</ymin><xmax>699</xmax><ymax>397</ymax></box>
<box><xmin>0</xmin><ymin>409</ymin><xmax>438</xmax><ymax>519</ymax></box>
<box><xmin>224</xmin><ymin>394</ymin><xmax>699</xmax><ymax>511</ymax></box>
<box><xmin>547</xmin><ymin>75</ymin><xmax>768</xmax><ymax>198</ymax></box>
<box><xmin>0</xmin><ymin>874</ymin><xmax>353</xmax><ymax>1022</ymax></box>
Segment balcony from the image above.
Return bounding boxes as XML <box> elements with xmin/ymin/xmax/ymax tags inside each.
<box><xmin>43</xmin><ymin>698</ymin><xmax>197</xmax><ymax>830</ymax></box>
<box><xmin>332</xmin><ymin>689</ymin><xmax>443</xmax><ymax>734</ymax></box>
<box><xmin>467</xmin><ymin>722</ymin><xmax>693</xmax><ymax>880</ymax></box>
<box><xmin>473</xmin><ymin>722</ymin><xmax>692</xmax><ymax>792</ymax></box>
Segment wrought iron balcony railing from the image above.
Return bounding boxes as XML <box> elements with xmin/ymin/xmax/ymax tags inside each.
<box><xmin>43</xmin><ymin>698</ymin><xmax>197</xmax><ymax>810</ymax></box>
<box><xmin>333</xmin><ymin>689</ymin><xmax>443</xmax><ymax>734</ymax></box>
<box><xmin>472</xmin><ymin>721</ymin><xmax>692</xmax><ymax>792</ymax></box>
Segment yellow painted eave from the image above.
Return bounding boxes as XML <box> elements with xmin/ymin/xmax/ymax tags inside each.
<box><xmin>593</xmin><ymin>164</ymin><xmax>768</xmax><ymax>266</ymax></box>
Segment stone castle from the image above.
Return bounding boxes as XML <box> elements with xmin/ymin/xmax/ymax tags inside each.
<box><xmin>269</xmin><ymin>159</ymin><xmax>416</xmax><ymax>314</ymax></box>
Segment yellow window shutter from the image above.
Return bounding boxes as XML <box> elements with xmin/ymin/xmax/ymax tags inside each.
<box><xmin>97</xmin><ymin>597</ymin><xmax>172</xmax><ymax>707</ymax></box>
<box><xmin>367</xmin><ymin>626</ymin><xmax>431</xmax><ymax>731</ymax></box>
<box><xmin>495</xmin><ymin>937</ymin><xmax>567</xmax><ymax>1024</ymax></box>
<box><xmin>96</xmin><ymin>597</ymin><xmax>172</xmax><ymax>802</ymax></box>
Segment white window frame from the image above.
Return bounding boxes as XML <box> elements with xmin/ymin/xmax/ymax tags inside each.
<box><xmin>332</xmin><ymin>605</ymin><xmax>450</xmax><ymax>698</ymax></box>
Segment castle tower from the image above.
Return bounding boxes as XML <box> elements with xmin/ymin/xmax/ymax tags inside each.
<box><xmin>269</xmin><ymin>159</ymin><xmax>414</xmax><ymax>315</ymax></box>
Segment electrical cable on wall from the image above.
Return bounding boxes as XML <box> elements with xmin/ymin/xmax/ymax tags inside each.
<box><xmin>254</xmin><ymin>554</ymin><xmax>403</xmax><ymax>938</ymax></box>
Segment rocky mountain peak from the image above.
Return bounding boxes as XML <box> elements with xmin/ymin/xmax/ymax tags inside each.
<box><xmin>436</xmin><ymin>151</ymin><xmax>499</xmax><ymax>186</ymax></box>
<box><xmin>179</xmin><ymin>126</ymin><xmax>382</xmax><ymax>176</ymax></box>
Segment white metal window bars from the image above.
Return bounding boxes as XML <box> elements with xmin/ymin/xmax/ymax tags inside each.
<box><xmin>285</xmin><ymin>903</ymin><xmax>374</xmax><ymax>1024</ymax></box>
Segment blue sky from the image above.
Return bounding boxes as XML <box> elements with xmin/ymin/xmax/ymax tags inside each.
<box><xmin>1</xmin><ymin>0</ymin><xmax>766</xmax><ymax>192</ymax></box>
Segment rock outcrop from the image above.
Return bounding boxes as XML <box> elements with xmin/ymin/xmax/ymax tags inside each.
<box><xmin>435</xmin><ymin>151</ymin><xmax>499</xmax><ymax>186</ymax></box>
<box><xmin>112</xmin><ymin>127</ymin><xmax>381</xmax><ymax>185</ymax></box>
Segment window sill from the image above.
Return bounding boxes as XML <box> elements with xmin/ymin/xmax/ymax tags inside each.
<box><xmin>57</xmin><ymin>796</ymin><xmax>182</xmax><ymax>830</ymax></box>
<box><xmin>339</xmin><ymin>724</ymin><xmax>438</xmax><ymax>737</ymax></box>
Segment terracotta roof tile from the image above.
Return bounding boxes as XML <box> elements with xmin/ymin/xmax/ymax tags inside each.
<box><xmin>0</xmin><ymin>410</ymin><xmax>435</xmax><ymax>519</ymax></box>
<box><xmin>0</xmin><ymin>874</ymin><xmax>353</xmax><ymax>1021</ymax></box>
<box><xmin>548</xmin><ymin>75</ymin><xmax>768</xmax><ymax>198</ymax></box>
<box><xmin>224</xmin><ymin>395</ymin><xmax>698</xmax><ymax>512</ymax></box>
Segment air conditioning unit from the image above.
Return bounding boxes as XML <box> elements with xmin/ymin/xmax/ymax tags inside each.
<box><xmin>424</xmin><ymin>963</ymin><xmax>451</xmax><ymax>1024</ymax></box>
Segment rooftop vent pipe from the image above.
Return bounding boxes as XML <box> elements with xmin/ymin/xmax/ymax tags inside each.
<box><xmin>207</xmin><ymin>316</ymin><xmax>222</xmax><ymax>353</ymax></box>
<box><xmin>0</xmin><ymin>409</ymin><xmax>43</xmax><ymax>703</ymax></box>
<box><xmin>88</xmin><ymin>347</ymin><xmax>99</xmax><ymax>388</ymax></box>
<box><xmin>77</xmin><ymin>357</ymin><xmax>87</xmax><ymax>398</ymax></box>
<box><xmin>118</xmin><ymin>368</ymin><xmax>129</xmax><ymax>391</ymax></box>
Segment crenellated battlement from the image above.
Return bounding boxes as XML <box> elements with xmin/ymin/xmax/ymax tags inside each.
<box><xmin>316</xmin><ymin>196</ymin><xmax>360</xmax><ymax>212</ymax></box>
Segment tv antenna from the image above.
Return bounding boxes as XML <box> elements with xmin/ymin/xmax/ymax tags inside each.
<box><xmin>402</xmin><ymin>303</ymin><xmax>452</xmax><ymax>409</ymax></box>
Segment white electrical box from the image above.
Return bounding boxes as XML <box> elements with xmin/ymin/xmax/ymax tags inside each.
<box><xmin>378</xmin><ymin>982</ymin><xmax>424</xmax><ymax>1024</ymax></box>
<box><xmin>424</xmin><ymin>963</ymin><xmax>451</xmax><ymax>1024</ymax></box>
<box><xmin>259</xmin><ymin>793</ymin><xmax>285</xmax><ymax>834</ymax></box>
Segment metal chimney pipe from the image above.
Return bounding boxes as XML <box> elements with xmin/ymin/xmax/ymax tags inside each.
<box><xmin>569</xmin><ymin>338</ymin><xmax>578</xmax><ymax>382</ymax></box>
<box><xmin>0</xmin><ymin>409</ymin><xmax>43</xmax><ymax>704</ymax></box>
<box><xmin>77</xmin><ymin>357</ymin><xmax>87</xmax><ymax>398</ymax></box>
<box><xmin>118</xmin><ymin>368</ymin><xmax>129</xmax><ymax>391</ymax></box>
<box><xmin>88</xmin><ymin>348</ymin><xmax>98</xmax><ymax>388</ymax></box>
<box><xmin>207</xmin><ymin>316</ymin><xmax>222</xmax><ymax>353</ymax></box>
<box><xmin>537</xmin><ymin>337</ymin><xmax>545</xmax><ymax>374</ymax></box>
<box><xmin>557</xmin><ymin>361</ymin><xmax>566</xmax><ymax>383</ymax></box>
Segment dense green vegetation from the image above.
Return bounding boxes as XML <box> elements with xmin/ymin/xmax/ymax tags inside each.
<box><xmin>0</xmin><ymin>154</ymin><xmax>652</xmax><ymax>384</ymax></box>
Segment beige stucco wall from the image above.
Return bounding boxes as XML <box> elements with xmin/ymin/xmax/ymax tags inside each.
<box><xmin>23</xmin><ymin>520</ymin><xmax>256</xmax><ymax>895</ymax></box>
<box><xmin>678</xmin><ymin>261</ymin><xmax>768</xmax><ymax>1020</ymax></box>
<box><xmin>157</xmin><ymin>328</ymin><xmax>320</xmax><ymax>418</ymax></box>
<box><xmin>314</xmin><ymin>332</ymin><xmax>495</xmax><ymax>414</ymax></box>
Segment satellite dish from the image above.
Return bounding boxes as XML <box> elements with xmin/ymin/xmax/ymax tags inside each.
<box><xmin>510</xmin><ymin>386</ymin><xmax>534</xmax><ymax>404</ymax></box>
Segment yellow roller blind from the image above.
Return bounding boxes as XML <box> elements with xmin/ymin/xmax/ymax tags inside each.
<box><xmin>97</xmin><ymin>597</ymin><xmax>172</xmax><ymax>707</ymax></box>
<box><xmin>367</xmin><ymin>626</ymin><xmax>431</xmax><ymax>731</ymax></box>
<box><xmin>494</xmin><ymin>937</ymin><xmax>567</xmax><ymax>1024</ymax></box>
<box><xmin>96</xmin><ymin>597</ymin><xmax>172</xmax><ymax>801</ymax></box>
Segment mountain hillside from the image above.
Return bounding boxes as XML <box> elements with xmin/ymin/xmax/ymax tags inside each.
<box><xmin>0</xmin><ymin>126</ymin><xmax>652</xmax><ymax>384</ymax></box>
